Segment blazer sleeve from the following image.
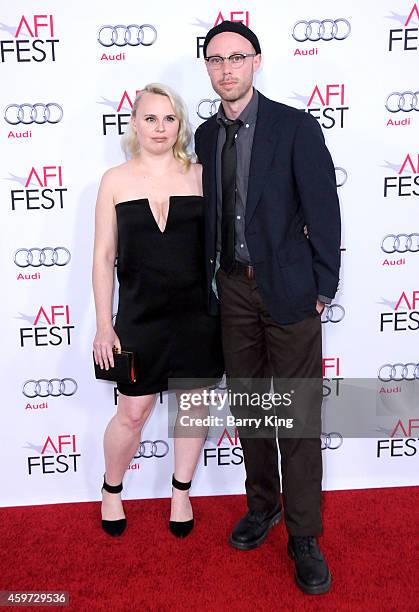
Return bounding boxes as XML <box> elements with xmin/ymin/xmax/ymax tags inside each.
<box><xmin>292</xmin><ymin>112</ymin><xmax>341</xmax><ymax>299</ymax></box>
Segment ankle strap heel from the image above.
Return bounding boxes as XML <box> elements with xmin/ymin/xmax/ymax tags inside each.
<box><xmin>172</xmin><ymin>474</ymin><xmax>192</xmax><ymax>491</ymax></box>
<box><xmin>169</xmin><ymin>474</ymin><xmax>194</xmax><ymax>538</ymax></box>
<box><xmin>102</xmin><ymin>474</ymin><xmax>123</xmax><ymax>494</ymax></box>
<box><xmin>101</xmin><ymin>474</ymin><xmax>126</xmax><ymax>537</ymax></box>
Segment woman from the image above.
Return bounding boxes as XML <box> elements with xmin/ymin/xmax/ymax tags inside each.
<box><xmin>92</xmin><ymin>83</ymin><xmax>224</xmax><ymax>538</ymax></box>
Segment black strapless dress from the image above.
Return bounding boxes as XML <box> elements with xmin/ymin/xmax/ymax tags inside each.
<box><xmin>114</xmin><ymin>196</ymin><xmax>224</xmax><ymax>396</ymax></box>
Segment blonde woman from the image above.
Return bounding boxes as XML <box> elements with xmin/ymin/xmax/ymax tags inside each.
<box><xmin>92</xmin><ymin>84</ymin><xmax>224</xmax><ymax>538</ymax></box>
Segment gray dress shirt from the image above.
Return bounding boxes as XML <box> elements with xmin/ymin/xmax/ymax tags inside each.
<box><xmin>216</xmin><ymin>88</ymin><xmax>258</xmax><ymax>264</ymax></box>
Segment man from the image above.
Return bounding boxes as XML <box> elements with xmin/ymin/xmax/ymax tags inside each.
<box><xmin>194</xmin><ymin>21</ymin><xmax>341</xmax><ymax>595</ymax></box>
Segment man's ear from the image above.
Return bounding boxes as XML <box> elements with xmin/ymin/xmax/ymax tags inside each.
<box><xmin>253</xmin><ymin>53</ymin><xmax>262</xmax><ymax>72</ymax></box>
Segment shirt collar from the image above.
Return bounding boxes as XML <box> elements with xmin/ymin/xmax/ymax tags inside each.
<box><xmin>216</xmin><ymin>88</ymin><xmax>259</xmax><ymax>128</ymax></box>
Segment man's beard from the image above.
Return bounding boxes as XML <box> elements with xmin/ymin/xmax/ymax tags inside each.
<box><xmin>214</xmin><ymin>80</ymin><xmax>250</xmax><ymax>103</ymax></box>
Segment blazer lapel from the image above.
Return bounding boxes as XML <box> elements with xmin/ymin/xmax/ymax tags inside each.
<box><xmin>245</xmin><ymin>94</ymin><xmax>280</xmax><ymax>228</ymax></box>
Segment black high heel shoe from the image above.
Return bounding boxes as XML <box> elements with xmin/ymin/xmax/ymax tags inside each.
<box><xmin>169</xmin><ymin>474</ymin><xmax>194</xmax><ymax>538</ymax></box>
<box><xmin>101</xmin><ymin>474</ymin><xmax>127</xmax><ymax>537</ymax></box>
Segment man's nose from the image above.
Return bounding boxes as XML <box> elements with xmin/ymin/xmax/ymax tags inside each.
<box><xmin>222</xmin><ymin>59</ymin><xmax>232</xmax><ymax>76</ymax></box>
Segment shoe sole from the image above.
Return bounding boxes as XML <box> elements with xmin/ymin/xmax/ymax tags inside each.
<box><xmin>229</xmin><ymin>510</ymin><xmax>282</xmax><ymax>551</ymax></box>
<box><xmin>288</xmin><ymin>547</ymin><xmax>332</xmax><ymax>595</ymax></box>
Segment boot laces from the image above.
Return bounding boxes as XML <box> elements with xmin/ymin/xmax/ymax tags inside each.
<box><xmin>294</xmin><ymin>536</ymin><xmax>317</xmax><ymax>556</ymax></box>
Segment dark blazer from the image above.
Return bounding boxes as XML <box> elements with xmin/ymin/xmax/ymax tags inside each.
<box><xmin>194</xmin><ymin>91</ymin><xmax>341</xmax><ymax>325</ymax></box>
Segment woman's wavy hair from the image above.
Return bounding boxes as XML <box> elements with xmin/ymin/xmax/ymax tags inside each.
<box><xmin>122</xmin><ymin>83</ymin><xmax>193</xmax><ymax>170</ymax></box>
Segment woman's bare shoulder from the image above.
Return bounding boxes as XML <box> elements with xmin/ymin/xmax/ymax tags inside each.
<box><xmin>101</xmin><ymin>160</ymin><xmax>132</xmax><ymax>184</ymax></box>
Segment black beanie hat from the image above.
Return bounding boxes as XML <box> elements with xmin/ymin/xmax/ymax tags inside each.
<box><xmin>203</xmin><ymin>20</ymin><xmax>261</xmax><ymax>58</ymax></box>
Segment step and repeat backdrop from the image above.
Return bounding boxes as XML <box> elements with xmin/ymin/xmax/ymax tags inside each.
<box><xmin>1</xmin><ymin>1</ymin><xmax>418</xmax><ymax>507</ymax></box>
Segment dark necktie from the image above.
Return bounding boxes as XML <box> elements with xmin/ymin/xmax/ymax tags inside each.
<box><xmin>220</xmin><ymin>120</ymin><xmax>241</xmax><ymax>272</ymax></box>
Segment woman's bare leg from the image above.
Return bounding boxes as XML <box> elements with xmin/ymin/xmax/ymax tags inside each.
<box><xmin>170</xmin><ymin>389</ymin><xmax>209</xmax><ymax>522</ymax></box>
<box><xmin>102</xmin><ymin>392</ymin><xmax>156</xmax><ymax>521</ymax></box>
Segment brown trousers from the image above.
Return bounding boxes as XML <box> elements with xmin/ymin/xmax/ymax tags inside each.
<box><xmin>216</xmin><ymin>268</ymin><xmax>323</xmax><ymax>536</ymax></box>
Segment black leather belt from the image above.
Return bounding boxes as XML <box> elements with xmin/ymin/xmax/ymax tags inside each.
<box><xmin>231</xmin><ymin>261</ymin><xmax>254</xmax><ymax>280</ymax></box>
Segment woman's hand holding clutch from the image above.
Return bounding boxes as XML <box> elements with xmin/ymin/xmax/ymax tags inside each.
<box><xmin>93</xmin><ymin>326</ymin><xmax>121</xmax><ymax>371</ymax></box>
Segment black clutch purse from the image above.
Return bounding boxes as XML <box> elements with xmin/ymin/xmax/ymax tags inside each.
<box><xmin>93</xmin><ymin>347</ymin><xmax>138</xmax><ymax>384</ymax></box>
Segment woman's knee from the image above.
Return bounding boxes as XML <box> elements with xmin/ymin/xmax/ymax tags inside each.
<box><xmin>117</xmin><ymin>393</ymin><xmax>156</xmax><ymax>429</ymax></box>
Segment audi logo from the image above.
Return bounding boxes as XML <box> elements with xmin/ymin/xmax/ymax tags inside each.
<box><xmin>98</xmin><ymin>24</ymin><xmax>157</xmax><ymax>47</ymax></box>
<box><xmin>14</xmin><ymin>247</ymin><xmax>71</xmax><ymax>268</ymax></box>
<box><xmin>321</xmin><ymin>432</ymin><xmax>343</xmax><ymax>450</ymax></box>
<box><xmin>134</xmin><ymin>440</ymin><xmax>169</xmax><ymax>458</ymax></box>
<box><xmin>335</xmin><ymin>167</ymin><xmax>347</xmax><ymax>187</ymax></box>
<box><xmin>381</xmin><ymin>234</ymin><xmax>419</xmax><ymax>254</ymax></box>
<box><xmin>197</xmin><ymin>98</ymin><xmax>221</xmax><ymax>120</ymax></box>
<box><xmin>321</xmin><ymin>304</ymin><xmax>345</xmax><ymax>323</ymax></box>
<box><xmin>385</xmin><ymin>91</ymin><xmax>419</xmax><ymax>113</ymax></box>
<box><xmin>292</xmin><ymin>19</ymin><xmax>351</xmax><ymax>42</ymax></box>
<box><xmin>4</xmin><ymin>103</ymin><xmax>63</xmax><ymax>125</ymax></box>
<box><xmin>23</xmin><ymin>378</ymin><xmax>78</xmax><ymax>398</ymax></box>
<box><xmin>378</xmin><ymin>363</ymin><xmax>419</xmax><ymax>382</ymax></box>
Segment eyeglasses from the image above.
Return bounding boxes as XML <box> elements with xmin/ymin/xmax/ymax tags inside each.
<box><xmin>205</xmin><ymin>53</ymin><xmax>257</xmax><ymax>69</ymax></box>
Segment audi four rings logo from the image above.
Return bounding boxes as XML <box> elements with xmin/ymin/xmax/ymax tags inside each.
<box><xmin>97</xmin><ymin>24</ymin><xmax>157</xmax><ymax>47</ymax></box>
<box><xmin>292</xmin><ymin>19</ymin><xmax>351</xmax><ymax>42</ymax></box>
<box><xmin>14</xmin><ymin>247</ymin><xmax>71</xmax><ymax>268</ymax></box>
<box><xmin>381</xmin><ymin>234</ymin><xmax>419</xmax><ymax>254</ymax></box>
<box><xmin>197</xmin><ymin>98</ymin><xmax>221</xmax><ymax>120</ymax></box>
<box><xmin>134</xmin><ymin>440</ymin><xmax>169</xmax><ymax>458</ymax></box>
<box><xmin>378</xmin><ymin>363</ymin><xmax>419</xmax><ymax>381</ymax></box>
<box><xmin>321</xmin><ymin>304</ymin><xmax>345</xmax><ymax>323</ymax></box>
<box><xmin>4</xmin><ymin>103</ymin><xmax>63</xmax><ymax>125</ymax></box>
<box><xmin>335</xmin><ymin>167</ymin><xmax>347</xmax><ymax>187</ymax></box>
<box><xmin>23</xmin><ymin>379</ymin><xmax>78</xmax><ymax>398</ymax></box>
<box><xmin>385</xmin><ymin>92</ymin><xmax>419</xmax><ymax>113</ymax></box>
<box><xmin>321</xmin><ymin>432</ymin><xmax>343</xmax><ymax>450</ymax></box>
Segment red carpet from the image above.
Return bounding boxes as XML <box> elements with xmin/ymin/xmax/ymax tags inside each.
<box><xmin>0</xmin><ymin>487</ymin><xmax>417</xmax><ymax>611</ymax></box>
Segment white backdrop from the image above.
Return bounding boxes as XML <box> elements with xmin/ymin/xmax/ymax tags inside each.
<box><xmin>1</xmin><ymin>0</ymin><xmax>418</xmax><ymax>507</ymax></box>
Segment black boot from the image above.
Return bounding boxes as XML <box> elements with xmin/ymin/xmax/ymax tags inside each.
<box><xmin>101</xmin><ymin>474</ymin><xmax>127</xmax><ymax>537</ymax></box>
<box><xmin>169</xmin><ymin>474</ymin><xmax>194</xmax><ymax>538</ymax></box>
<box><xmin>288</xmin><ymin>536</ymin><xmax>331</xmax><ymax>594</ymax></box>
<box><xmin>229</xmin><ymin>507</ymin><xmax>282</xmax><ymax>550</ymax></box>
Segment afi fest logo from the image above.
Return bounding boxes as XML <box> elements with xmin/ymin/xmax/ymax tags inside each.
<box><xmin>383</xmin><ymin>153</ymin><xmax>419</xmax><ymax>198</ymax></box>
<box><xmin>19</xmin><ymin>305</ymin><xmax>75</xmax><ymax>347</ymax></box>
<box><xmin>323</xmin><ymin>357</ymin><xmax>343</xmax><ymax>398</ymax></box>
<box><xmin>387</xmin><ymin>3</ymin><xmax>419</xmax><ymax>51</ymax></box>
<box><xmin>100</xmin><ymin>90</ymin><xmax>141</xmax><ymax>135</ymax></box>
<box><xmin>203</xmin><ymin>428</ymin><xmax>244</xmax><ymax>466</ymax></box>
<box><xmin>0</xmin><ymin>14</ymin><xmax>58</xmax><ymax>63</ymax></box>
<box><xmin>9</xmin><ymin>165</ymin><xmax>67</xmax><ymax>212</ymax></box>
<box><xmin>27</xmin><ymin>434</ymin><xmax>80</xmax><ymax>474</ymax></box>
<box><xmin>97</xmin><ymin>23</ymin><xmax>157</xmax><ymax>62</ymax></box>
<box><xmin>379</xmin><ymin>291</ymin><xmax>419</xmax><ymax>332</ymax></box>
<box><xmin>291</xmin><ymin>84</ymin><xmax>348</xmax><ymax>129</ymax></box>
<box><xmin>377</xmin><ymin>419</ymin><xmax>419</xmax><ymax>458</ymax></box>
<box><xmin>195</xmin><ymin>9</ymin><xmax>250</xmax><ymax>58</ymax></box>
<box><xmin>292</xmin><ymin>17</ymin><xmax>351</xmax><ymax>57</ymax></box>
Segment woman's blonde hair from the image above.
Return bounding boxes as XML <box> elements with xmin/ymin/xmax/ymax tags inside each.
<box><xmin>122</xmin><ymin>83</ymin><xmax>193</xmax><ymax>170</ymax></box>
